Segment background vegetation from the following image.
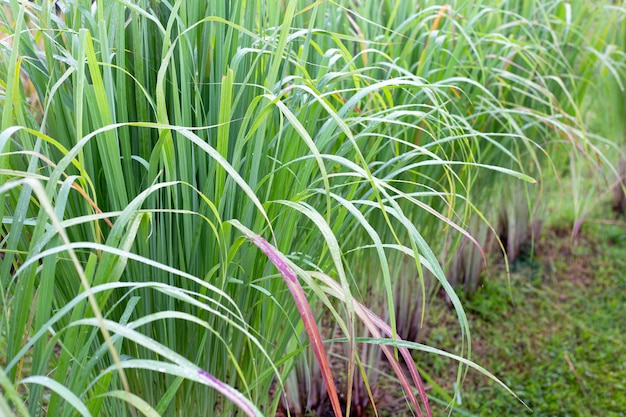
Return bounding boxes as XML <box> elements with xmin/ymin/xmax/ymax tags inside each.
<box><xmin>1</xmin><ymin>0</ymin><xmax>624</xmax><ymax>416</ymax></box>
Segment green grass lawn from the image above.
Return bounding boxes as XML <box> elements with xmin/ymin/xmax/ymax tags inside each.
<box><xmin>422</xmin><ymin>205</ymin><xmax>626</xmax><ymax>416</ymax></box>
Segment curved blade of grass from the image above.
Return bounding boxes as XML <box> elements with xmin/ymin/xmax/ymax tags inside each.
<box><xmin>19</xmin><ymin>376</ymin><xmax>92</xmax><ymax>417</ymax></box>
<box><xmin>311</xmin><ymin>271</ymin><xmax>430</xmax><ymax>417</ymax></box>
<box><xmin>354</xmin><ymin>337</ymin><xmax>532</xmax><ymax>412</ymax></box>
<box><xmin>271</xmin><ymin>199</ymin><xmax>357</xmax><ymax>406</ymax></box>
<box><xmin>230</xmin><ymin>220</ymin><xmax>344</xmax><ymax>417</ymax></box>
<box><xmin>98</xmin><ymin>391</ymin><xmax>160</xmax><ymax>417</ymax></box>
<box><xmin>72</xmin><ymin>318</ymin><xmax>264</xmax><ymax>417</ymax></box>
<box><xmin>0</xmin><ymin>178</ymin><xmax>133</xmax><ymax>398</ymax></box>
<box><xmin>6</xmin><ymin>281</ymin><xmax>234</xmax><ymax>373</ymax></box>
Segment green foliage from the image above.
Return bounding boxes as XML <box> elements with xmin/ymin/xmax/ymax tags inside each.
<box><xmin>0</xmin><ymin>0</ymin><xmax>625</xmax><ymax>416</ymax></box>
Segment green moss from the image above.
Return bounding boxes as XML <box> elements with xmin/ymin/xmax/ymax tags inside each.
<box><xmin>425</xmin><ymin>213</ymin><xmax>626</xmax><ymax>416</ymax></box>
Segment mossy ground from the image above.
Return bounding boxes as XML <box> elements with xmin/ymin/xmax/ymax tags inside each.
<box><xmin>420</xmin><ymin>205</ymin><xmax>626</xmax><ymax>416</ymax></box>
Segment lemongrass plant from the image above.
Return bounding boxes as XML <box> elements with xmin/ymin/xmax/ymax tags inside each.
<box><xmin>0</xmin><ymin>1</ymin><xmax>476</xmax><ymax>416</ymax></box>
<box><xmin>280</xmin><ymin>2</ymin><xmax>626</xmax><ymax>412</ymax></box>
<box><xmin>1</xmin><ymin>1</ymin><xmax>624</xmax><ymax>417</ymax></box>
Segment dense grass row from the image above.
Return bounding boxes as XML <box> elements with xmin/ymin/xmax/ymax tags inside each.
<box><xmin>1</xmin><ymin>1</ymin><xmax>624</xmax><ymax>416</ymax></box>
